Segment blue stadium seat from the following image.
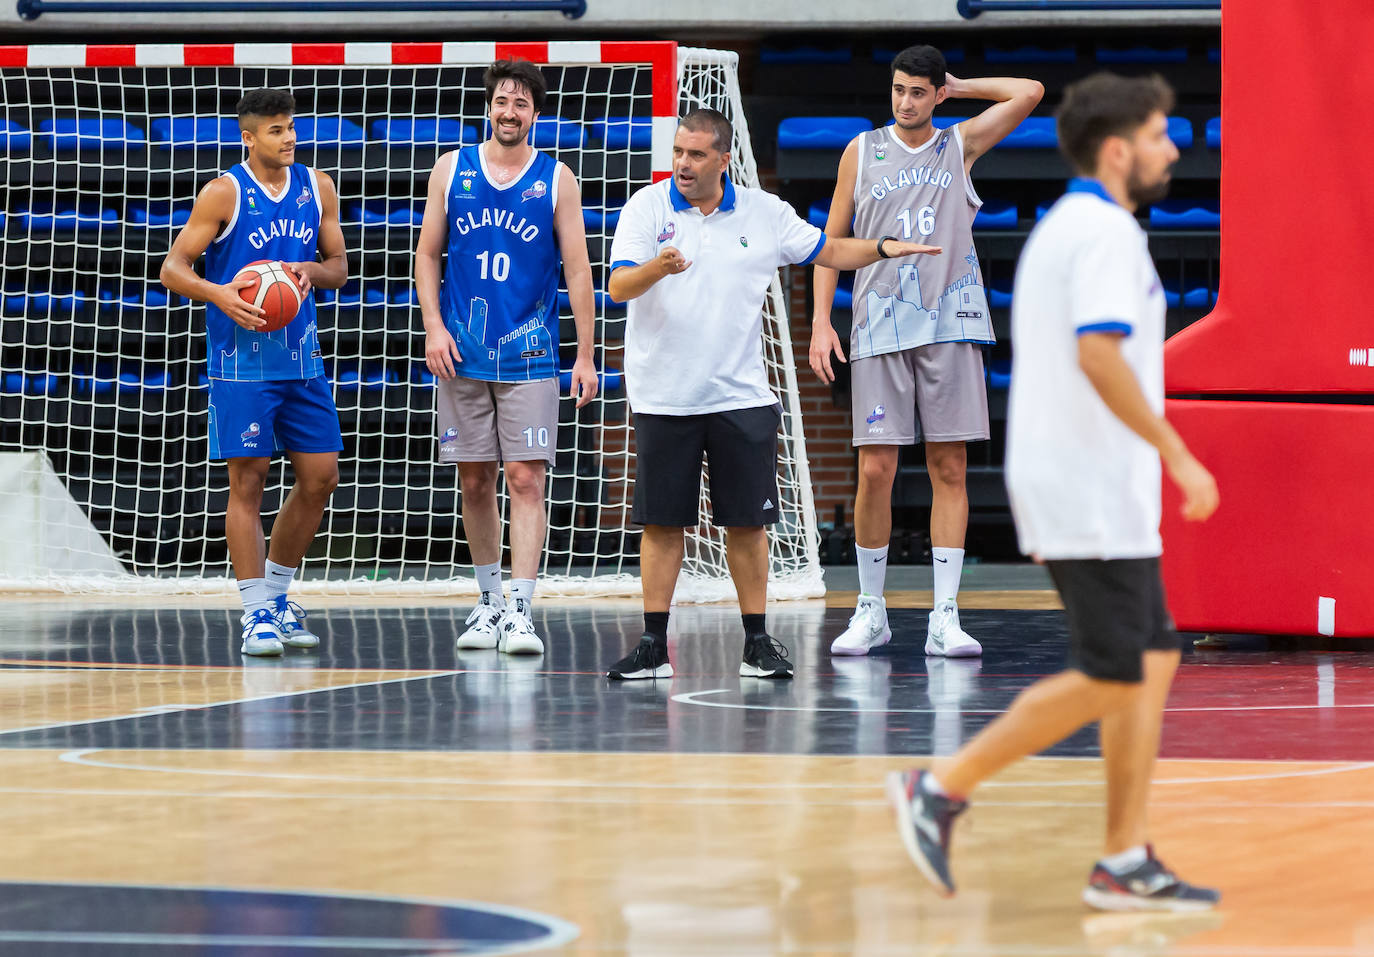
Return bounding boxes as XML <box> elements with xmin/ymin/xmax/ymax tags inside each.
<box><xmin>2</xmin><ymin>120</ymin><xmax>31</xmax><ymax>151</ymax></box>
<box><xmin>18</xmin><ymin>205</ymin><xmax>119</xmax><ymax>233</ymax></box>
<box><xmin>975</xmin><ymin>200</ymin><xmax>1018</xmax><ymax>229</ymax></box>
<box><xmin>411</xmin><ymin>366</ymin><xmax>436</xmax><ymax>387</ymax></box>
<box><xmin>873</xmin><ymin>46</ymin><xmax>965</xmax><ymax>64</ymax></box>
<box><xmin>807</xmin><ymin>201</ymin><xmax>831</xmax><ymax>230</ymax></box>
<box><xmin>777</xmin><ymin>116</ymin><xmax>871</xmax><ymax>150</ymax></box>
<box><xmin>39</xmin><ymin>117</ymin><xmax>146</xmax><ymax>151</ymax></box>
<box><xmin>1094</xmin><ymin>44</ymin><xmax>1189</xmax><ymax>64</ymax></box>
<box><xmin>127</xmin><ymin>203</ymin><xmax>193</xmax><ymax>228</ymax></box>
<box><xmin>1163</xmin><ymin>284</ymin><xmax>1217</xmax><ymax>309</ymax></box>
<box><xmin>2</xmin><ymin>291</ymin><xmax>27</xmax><ymax>315</ymax></box>
<box><xmin>293</xmin><ymin>117</ymin><xmax>366</xmax><ymax>148</ymax></box>
<box><xmin>988</xmin><ymin>358</ymin><xmax>1012</xmax><ymax>390</ymax></box>
<box><xmin>23</xmin><ymin>291</ymin><xmax>80</xmax><ymax>317</ymax></box>
<box><xmin>334</xmin><ymin>366</ymin><xmax>395</xmax><ymax>392</ymax></box>
<box><xmin>760</xmin><ymin>46</ymin><xmax>851</xmax><ymax>65</ymax></box>
<box><xmin>985</xmin><ymin>44</ymin><xmax>1077</xmax><ymax>64</ymax></box>
<box><xmin>389</xmin><ymin>288</ymin><xmax>419</xmax><ymax>307</ymax></box>
<box><xmin>1206</xmin><ymin>117</ymin><xmax>1221</xmax><ymax>149</ymax></box>
<box><xmin>833</xmin><ymin>277</ymin><xmax>853</xmax><ymax>311</ymax></box>
<box><xmin>582</xmin><ymin>206</ymin><xmax>623</xmax><ymax>230</ymax></box>
<box><xmin>588</xmin><ymin>117</ymin><xmax>651</xmax><ymax>150</ymax></box>
<box><xmin>148</xmin><ymin>117</ymin><xmax>241</xmax><ymax>150</ymax></box>
<box><xmin>1149</xmin><ymin>201</ymin><xmax>1220</xmax><ymax>229</ymax></box>
<box><xmin>559</xmin><ymin>368</ymin><xmax>623</xmax><ymax>392</ymax></box>
<box><xmin>988</xmin><ymin>282</ymin><xmax>1013</xmax><ymax>309</ymax></box>
<box><xmin>558</xmin><ymin>290</ymin><xmax>621</xmax><ymax>312</ymax></box>
<box><xmin>343</xmin><ymin>202</ymin><xmax>422</xmax><ymax>227</ymax></box>
<box><xmin>369</xmin><ymin>118</ymin><xmax>476</xmax><ymax>148</ymax></box>
<box><xmin>1167</xmin><ymin>117</ymin><xmax>1194</xmax><ymax>149</ymax></box>
<box><xmin>931</xmin><ymin>115</ymin><xmax>1057</xmax><ymax>148</ymax></box>
<box><xmin>1208</xmin><ymin>45</ymin><xmax>1221</xmax><ymax>64</ymax></box>
<box><xmin>529</xmin><ymin>118</ymin><xmax>587</xmax><ymax>149</ymax></box>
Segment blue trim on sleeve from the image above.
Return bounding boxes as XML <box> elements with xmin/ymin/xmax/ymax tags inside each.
<box><xmin>1076</xmin><ymin>320</ymin><xmax>1133</xmax><ymax>336</ymax></box>
<box><xmin>609</xmin><ymin>260</ymin><xmax>637</xmax><ymax>272</ymax></box>
<box><xmin>800</xmin><ymin>233</ymin><xmax>827</xmax><ymax>266</ymax></box>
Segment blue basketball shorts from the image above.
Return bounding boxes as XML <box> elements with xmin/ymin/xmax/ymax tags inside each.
<box><xmin>207</xmin><ymin>375</ymin><xmax>344</xmax><ymax>460</ymax></box>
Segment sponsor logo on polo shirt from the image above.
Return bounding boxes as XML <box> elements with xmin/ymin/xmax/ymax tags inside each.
<box><xmin>739</xmin><ymin>236</ymin><xmax>748</xmax><ymax>248</ymax></box>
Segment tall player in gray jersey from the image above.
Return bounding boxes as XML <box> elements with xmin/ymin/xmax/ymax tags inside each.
<box><xmin>811</xmin><ymin>45</ymin><xmax>1042</xmax><ymax>659</ymax></box>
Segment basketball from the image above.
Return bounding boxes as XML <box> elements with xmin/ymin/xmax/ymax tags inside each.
<box><xmin>234</xmin><ymin>259</ymin><xmax>304</xmax><ymax>332</ymax></box>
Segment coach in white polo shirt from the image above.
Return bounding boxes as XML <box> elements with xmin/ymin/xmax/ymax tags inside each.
<box><xmin>887</xmin><ymin>74</ymin><xmax>1222</xmax><ymax>912</ymax></box>
<box><xmin>603</xmin><ymin>108</ymin><xmax>943</xmax><ymax>681</ymax></box>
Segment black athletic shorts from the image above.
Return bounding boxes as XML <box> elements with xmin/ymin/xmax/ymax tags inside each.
<box><xmin>631</xmin><ymin>404</ymin><xmax>782</xmax><ymax>528</ymax></box>
<box><xmin>1045</xmin><ymin>557</ymin><xmax>1181</xmax><ymax>683</ymax></box>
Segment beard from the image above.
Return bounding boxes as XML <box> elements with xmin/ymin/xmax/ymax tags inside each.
<box><xmin>493</xmin><ymin>121</ymin><xmax>527</xmax><ymax>146</ymax></box>
<box><xmin>1126</xmin><ymin>160</ymin><xmax>1174</xmax><ymax>207</ymax></box>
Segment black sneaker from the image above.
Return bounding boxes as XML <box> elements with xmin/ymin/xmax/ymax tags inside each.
<box><xmin>1082</xmin><ymin>845</ymin><xmax>1221</xmax><ymax>912</ymax></box>
<box><xmin>886</xmin><ymin>768</ymin><xmax>967</xmax><ymax>896</ymax></box>
<box><xmin>607</xmin><ymin>635</ymin><xmax>672</xmax><ymax>680</ymax></box>
<box><xmin>739</xmin><ymin>633</ymin><xmax>793</xmax><ymax>678</ymax></box>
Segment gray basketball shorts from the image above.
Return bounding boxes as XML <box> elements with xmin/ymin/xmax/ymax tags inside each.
<box><xmin>435</xmin><ymin>375</ymin><xmax>559</xmax><ymax>464</ymax></box>
<box><xmin>850</xmin><ymin>341</ymin><xmax>989</xmax><ymax>446</ymax></box>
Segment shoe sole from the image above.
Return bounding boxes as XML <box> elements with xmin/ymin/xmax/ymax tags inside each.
<box><xmin>607</xmin><ymin>663</ymin><xmax>673</xmax><ymax>680</ymax></box>
<box><xmin>1081</xmin><ymin>886</ymin><xmax>1218</xmax><ymax>913</ymax></box>
<box><xmin>456</xmin><ymin>635</ymin><xmax>499</xmax><ymax>650</ymax></box>
<box><xmin>281</xmin><ymin>635</ymin><xmax>319</xmax><ymax>649</ymax></box>
<box><xmin>924</xmin><ymin>640</ymin><xmax>983</xmax><ymax>658</ymax></box>
<box><xmin>885</xmin><ymin>771</ymin><xmax>955</xmax><ymax>897</ymax></box>
<box><xmin>241</xmin><ymin>643</ymin><xmax>283</xmax><ymax>657</ymax></box>
<box><xmin>739</xmin><ymin>664</ymin><xmax>794</xmax><ymax>678</ymax></box>
<box><xmin>831</xmin><ymin>627</ymin><xmax>892</xmax><ymax>656</ymax></box>
<box><xmin>499</xmin><ymin>641</ymin><xmax>544</xmax><ymax>655</ymax></box>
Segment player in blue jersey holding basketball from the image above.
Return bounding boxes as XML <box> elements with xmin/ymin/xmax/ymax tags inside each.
<box><xmin>415</xmin><ymin>60</ymin><xmax>598</xmax><ymax>656</ymax></box>
<box><xmin>162</xmin><ymin>88</ymin><xmax>348</xmax><ymax>657</ymax></box>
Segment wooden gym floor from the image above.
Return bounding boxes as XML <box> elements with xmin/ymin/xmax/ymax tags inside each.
<box><xmin>1</xmin><ymin>590</ymin><xmax>1372</xmax><ymax>955</ymax></box>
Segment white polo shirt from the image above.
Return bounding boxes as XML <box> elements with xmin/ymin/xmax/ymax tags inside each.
<box><xmin>609</xmin><ymin>176</ymin><xmax>826</xmax><ymax>415</ymax></box>
<box><xmin>1004</xmin><ymin>178</ymin><xmax>1167</xmax><ymax>560</ymax></box>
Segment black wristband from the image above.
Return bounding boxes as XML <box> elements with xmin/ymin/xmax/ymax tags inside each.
<box><xmin>877</xmin><ymin>235</ymin><xmax>896</xmax><ymax>259</ymax></box>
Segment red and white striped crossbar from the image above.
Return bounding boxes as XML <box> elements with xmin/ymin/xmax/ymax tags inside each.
<box><xmin>0</xmin><ymin>40</ymin><xmax>679</xmax><ymax>181</ymax></box>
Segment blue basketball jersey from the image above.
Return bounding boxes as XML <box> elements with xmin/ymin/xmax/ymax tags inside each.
<box><xmin>440</xmin><ymin>145</ymin><xmax>562</xmax><ymax>382</ymax></box>
<box><xmin>204</xmin><ymin>162</ymin><xmax>324</xmax><ymax>381</ymax></box>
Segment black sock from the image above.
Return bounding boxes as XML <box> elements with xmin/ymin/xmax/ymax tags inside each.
<box><xmin>644</xmin><ymin>611</ymin><xmax>670</xmax><ymax>647</ymax></box>
<box><xmin>742</xmin><ymin>613</ymin><xmax>767</xmax><ymax>639</ymax></box>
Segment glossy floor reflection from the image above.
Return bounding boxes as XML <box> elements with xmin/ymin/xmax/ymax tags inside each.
<box><xmin>1</xmin><ymin>598</ymin><xmax>1373</xmax><ymax>955</ymax></box>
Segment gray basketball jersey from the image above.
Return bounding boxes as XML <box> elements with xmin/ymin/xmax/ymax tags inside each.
<box><xmin>850</xmin><ymin>124</ymin><xmax>993</xmax><ymax>359</ymax></box>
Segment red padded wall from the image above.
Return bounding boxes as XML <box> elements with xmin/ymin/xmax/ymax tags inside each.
<box><xmin>1164</xmin><ymin>2</ymin><xmax>1374</xmax><ymax>394</ymax></box>
<box><xmin>1161</xmin><ymin>400</ymin><xmax>1374</xmax><ymax>636</ymax></box>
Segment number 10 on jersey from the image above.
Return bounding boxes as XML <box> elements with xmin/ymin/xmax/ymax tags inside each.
<box><xmin>475</xmin><ymin>250</ymin><xmax>510</xmax><ymax>282</ymax></box>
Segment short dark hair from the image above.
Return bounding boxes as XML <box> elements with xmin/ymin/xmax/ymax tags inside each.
<box><xmin>678</xmin><ymin>108</ymin><xmax>732</xmax><ymax>154</ymax></box>
<box><xmin>890</xmin><ymin>45</ymin><xmax>947</xmax><ymax>88</ymax></box>
<box><xmin>1055</xmin><ymin>72</ymin><xmax>1176</xmax><ymax>174</ymax></box>
<box><xmin>484</xmin><ymin>59</ymin><xmax>547</xmax><ymax>113</ymax></box>
<box><xmin>236</xmin><ymin>88</ymin><xmax>295</xmax><ymax>129</ymax></box>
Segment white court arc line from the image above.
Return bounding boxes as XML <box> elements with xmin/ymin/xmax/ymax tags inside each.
<box><xmin>0</xmin><ymin>879</ymin><xmax>577</xmax><ymax>956</ymax></box>
<box><xmin>8</xmin><ymin>783</ymin><xmax>1374</xmax><ymax>811</ymax></box>
<box><xmin>0</xmin><ymin>671</ymin><xmax>460</xmax><ymax>738</ymax></box>
<box><xmin>58</xmin><ymin>748</ymin><xmax>1374</xmax><ymax>791</ymax></box>
<box><xmin>671</xmin><ymin>687</ymin><xmax>1374</xmax><ymax>714</ymax></box>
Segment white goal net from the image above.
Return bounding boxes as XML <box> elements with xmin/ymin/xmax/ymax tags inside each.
<box><xmin>0</xmin><ymin>42</ymin><xmax>821</xmax><ymax>600</ymax></box>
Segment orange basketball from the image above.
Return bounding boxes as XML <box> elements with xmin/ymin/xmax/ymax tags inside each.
<box><xmin>234</xmin><ymin>260</ymin><xmax>305</xmax><ymax>332</ymax></box>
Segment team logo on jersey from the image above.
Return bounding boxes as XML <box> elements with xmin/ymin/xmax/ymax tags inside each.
<box><xmin>521</xmin><ymin>180</ymin><xmax>547</xmax><ymax>202</ymax></box>
<box><xmin>440</xmin><ymin>427</ymin><xmax>459</xmax><ymax>445</ymax></box>
<box><xmin>739</xmin><ymin>236</ymin><xmax>748</xmax><ymax>248</ymax></box>
<box><xmin>241</xmin><ymin>422</ymin><xmax>261</xmax><ymax>442</ymax></box>
<box><xmin>657</xmin><ymin>222</ymin><xmax>675</xmax><ymax>243</ymax></box>
<box><xmin>935</xmin><ymin>134</ymin><xmax>949</xmax><ymax>158</ymax></box>
<box><xmin>866</xmin><ymin>405</ymin><xmax>886</xmax><ymax>424</ymax></box>
<box><xmin>296</xmin><ymin>186</ymin><xmax>311</xmax><ymax>207</ymax></box>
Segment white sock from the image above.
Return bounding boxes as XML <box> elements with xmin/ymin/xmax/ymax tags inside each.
<box><xmin>510</xmin><ymin>578</ymin><xmax>536</xmax><ymax>606</ymax></box>
<box><xmin>263</xmin><ymin>560</ymin><xmax>295</xmax><ymax>599</ymax></box>
<box><xmin>856</xmin><ymin>544</ymin><xmax>889</xmax><ymax>599</ymax></box>
<box><xmin>1101</xmin><ymin>845</ymin><xmax>1149</xmax><ymax>874</ymax></box>
<box><xmin>932</xmin><ymin>547</ymin><xmax>965</xmax><ymax>606</ymax></box>
<box><xmin>238</xmin><ymin>578</ymin><xmax>274</xmax><ymax>619</ymax></box>
<box><xmin>921</xmin><ymin>771</ymin><xmax>949</xmax><ymax>797</ymax></box>
<box><xmin>475</xmin><ymin>563</ymin><xmax>505</xmax><ymax>605</ymax></box>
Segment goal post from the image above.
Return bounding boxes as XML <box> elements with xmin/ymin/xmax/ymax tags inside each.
<box><xmin>0</xmin><ymin>40</ymin><xmax>823</xmax><ymax>600</ymax></box>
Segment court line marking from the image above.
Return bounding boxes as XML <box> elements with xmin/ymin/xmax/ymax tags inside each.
<box><xmin>0</xmin><ymin>671</ymin><xmax>459</xmax><ymax>738</ymax></box>
<box><xmin>0</xmin><ymin>878</ymin><xmax>578</xmax><ymax>956</ymax></box>
<box><xmin>672</xmin><ymin>687</ymin><xmax>1374</xmax><ymax>714</ymax></box>
<box><xmin>7</xmin><ymin>783</ymin><xmax>1374</xmax><ymax>810</ymax></box>
<box><xmin>56</xmin><ymin>749</ymin><xmax>1374</xmax><ymax>790</ymax></box>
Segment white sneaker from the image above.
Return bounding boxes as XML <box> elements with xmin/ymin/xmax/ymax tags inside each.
<box><xmin>240</xmin><ymin>608</ymin><xmax>284</xmax><ymax>657</ymax></box>
<box><xmin>272</xmin><ymin>594</ymin><xmax>319</xmax><ymax>649</ymax></box>
<box><xmin>926</xmin><ymin>600</ymin><xmax>982</xmax><ymax>657</ymax></box>
<box><xmin>830</xmin><ymin>594</ymin><xmax>892</xmax><ymax>656</ymax></box>
<box><xmin>497</xmin><ymin>598</ymin><xmax>544</xmax><ymax>655</ymax></box>
<box><xmin>457</xmin><ymin>593</ymin><xmax>504</xmax><ymax>650</ymax></box>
